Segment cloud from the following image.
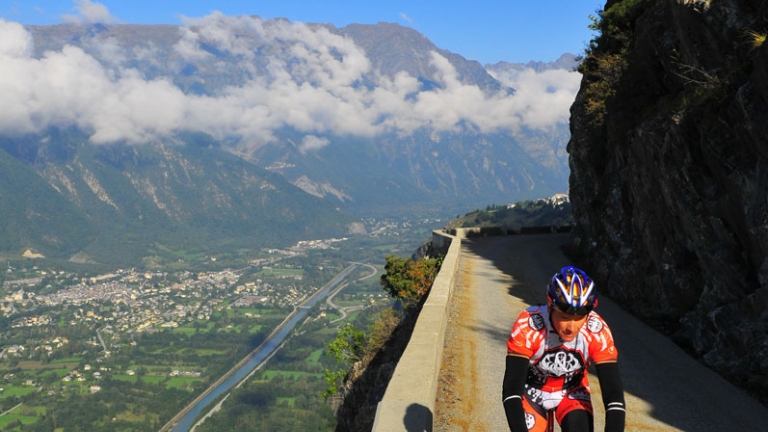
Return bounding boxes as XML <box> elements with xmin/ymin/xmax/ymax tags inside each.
<box><xmin>0</xmin><ymin>20</ymin><xmax>33</xmax><ymax>57</ymax></box>
<box><xmin>488</xmin><ymin>67</ymin><xmax>582</xmax><ymax>130</ymax></box>
<box><xmin>399</xmin><ymin>13</ymin><xmax>412</xmax><ymax>23</ymax></box>
<box><xmin>0</xmin><ymin>14</ymin><xmax>579</xmax><ymax>148</ymax></box>
<box><xmin>62</xmin><ymin>0</ymin><xmax>117</xmax><ymax>24</ymax></box>
<box><xmin>301</xmin><ymin>135</ymin><xmax>330</xmax><ymax>152</ymax></box>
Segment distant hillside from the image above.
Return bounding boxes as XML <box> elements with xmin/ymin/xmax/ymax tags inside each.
<box><xmin>0</xmin><ymin>131</ymin><xmax>356</xmax><ymax>265</ymax></box>
<box><xmin>485</xmin><ymin>53</ymin><xmax>580</xmax><ymax>74</ymax></box>
<box><xmin>444</xmin><ymin>194</ymin><xmax>572</xmax><ymax>230</ymax></box>
<box><xmin>251</xmin><ymin>129</ymin><xmax>569</xmax><ymax>216</ymax></box>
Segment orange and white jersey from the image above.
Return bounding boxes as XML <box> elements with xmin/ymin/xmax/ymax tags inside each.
<box><xmin>507</xmin><ymin>305</ymin><xmax>618</xmax><ymax>392</ymax></box>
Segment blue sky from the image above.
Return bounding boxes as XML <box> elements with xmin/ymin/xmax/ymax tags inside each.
<box><xmin>0</xmin><ymin>0</ymin><xmax>604</xmax><ymax>64</ymax></box>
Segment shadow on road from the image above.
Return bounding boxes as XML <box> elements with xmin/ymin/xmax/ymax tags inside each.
<box><xmin>404</xmin><ymin>403</ymin><xmax>433</xmax><ymax>432</ymax></box>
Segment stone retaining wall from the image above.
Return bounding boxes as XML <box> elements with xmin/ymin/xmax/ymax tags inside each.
<box><xmin>371</xmin><ymin>229</ymin><xmax>461</xmax><ymax>431</ymax></box>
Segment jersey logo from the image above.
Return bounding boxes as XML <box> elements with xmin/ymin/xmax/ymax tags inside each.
<box><xmin>535</xmin><ymin>348</ymin><xmax>585</xmax><ymax>377</ymax></box>
<box><xmin>525</xmin><ymin>412</ymin><xmax>535</xmax><ymax>429</ymax></box>
<box><xmin>529</xmin><ymin>314</ymin><xmax>546</xmax><ymax>331</ymax></box>
<box><xmin>587</xmin><ymin>316</ymin><xmax>603</xmax><ymax>333</ymax></box>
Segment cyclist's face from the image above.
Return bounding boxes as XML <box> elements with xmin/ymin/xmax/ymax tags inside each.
<box><xmin>550</xmin><ymin>308</ymin><xmax>588</xmax><ymax>342</ymax></box>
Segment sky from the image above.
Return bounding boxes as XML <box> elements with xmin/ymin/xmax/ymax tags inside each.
<box><xmin>0</xmin><ymin>0</ymin><xmax>604</xmax><ymax>64</ymax></box>
<box><xmin>0</xmin><ymin>0</ymin><xmax>596</xmax><ymax>148</ymax></box>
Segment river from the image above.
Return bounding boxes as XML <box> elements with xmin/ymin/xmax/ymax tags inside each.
<box><xmin>165</xmin><ymin>263</ymin><xmax>362</xmax><ymax>432</ymax></box>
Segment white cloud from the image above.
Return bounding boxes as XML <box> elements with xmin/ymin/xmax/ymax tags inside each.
<box><xmin>488</xmin><ymin>66</ymin><xmax>582</xmax><ymax>129</ymax></box>
<box><xmin>301</xmin><ymin>135</ymin><xmax>330</xmax><ymax>152</ymax></box>
<box><xmin>63</xmin><ymin>0</ymin><xmax>116</xmax><ymax>24</ymax></box>
<box><xmin>0</xmin><ymin>14</ymin><xmax>579</xmax><ymax>147</ymax></box>
<box><xmin>0</xmin><ymin>19</ymin><xmax>32</xmax><ymax>57</ymax></box>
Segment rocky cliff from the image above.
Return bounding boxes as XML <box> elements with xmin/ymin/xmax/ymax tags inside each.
<box><xmin>568</xmin><ymin>0</ymin><xmax>768</xmax><ymax>399</ymax></box>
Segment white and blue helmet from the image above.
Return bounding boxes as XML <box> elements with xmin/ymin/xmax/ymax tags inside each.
<box><xmin>547</xmin><ymin>266</ymin><xmax>598</xmax><ymax>315</ymax></box>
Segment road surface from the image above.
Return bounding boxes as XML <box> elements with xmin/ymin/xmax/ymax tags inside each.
<box><xmin>434</xmin><ymin>234</ymin><xmax>768</xmax><ymax>431</ymax></box>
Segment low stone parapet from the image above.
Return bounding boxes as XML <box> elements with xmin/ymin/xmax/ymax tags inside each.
<box><xmin>371</xmin><ymin>229</ymin><xmax>461</xmax><ymax>431</ymax></box>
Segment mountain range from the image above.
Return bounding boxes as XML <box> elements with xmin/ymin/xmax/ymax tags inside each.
<box><xmin>0</xmin><ymin>17</ymin><xmax>580</xmax><ymax>264</ymax></box>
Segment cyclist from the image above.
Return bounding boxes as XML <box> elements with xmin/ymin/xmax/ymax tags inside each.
<box><xmin>502</xmin><ymin>266</ymin><xmax>625</xmax><ymax>432</ymax></box>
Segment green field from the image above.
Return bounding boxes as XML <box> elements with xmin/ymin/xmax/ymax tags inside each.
<box><xmin>38</xmin><ymin>368</ymin><xmax>71</xmax><ymax>379</ymax></box>
<box><xmin>52</xmin><ymin>357</ymin><xmax>82</xmax><ymax>364</ymax></box>
<box><xmin>172</xmin><ymin>323</ymin><xmax>214</xmax><ymax>335</ymax></box>
<box><xmin>112</xmin><ymin>374</ymin><xmax>138</xmax><ymax>383</ymax></box>
<box><xmin>0</xmin><ymin>413</ymin><xmax>38</xmax><ymax>428</ymax></box>
<box><xmin>255</xmin><ymin>268</ymin><xmax>303</xmax><ymax>278</ymax></box>
<box><xmin>9</xmin><ymin>360</ymin><xmax>79</xmax><ymax>371</ymax></box>
<box><xmin>304</xmin><ymin>349</ymin><xmax>323</xmax><ymax>366</ymax></box>
<box><xmin>141</xmin><ymin>375</ymin><xmax>165</xmax><ymax>385</ymax></box>
<box><xmin>173</xmin><ymin>326</ymin><xmax>197</xmax><ymax>335</ymax></box>
<box><xmin>166</xmin><ymin>376</ymin><xmax>203</xmax><ymax>390</ymax></box>
<box><xmin>276</xmin><ymin>396</ymin><xmax>295</xmax><ymax>406</ymax></box>
<box><xmin>0</xmin><ymin>385</ymin><xmax>38</xmax><ymax>398</ymax></box>
<box><xmin>261</xmin><ymin>370</ymin><xmax>321</xmax><ymax>380</ymax></box>
<box><xmin>183</xmin><ymin>348</ymin><xmax>226</xmax><ymax>356</ymax></box>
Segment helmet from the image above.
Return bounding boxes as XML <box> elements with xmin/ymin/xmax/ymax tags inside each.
<box><xmin>547</xmin><ymin>266</ymin><xmax>598</xmax><ymax>315</ymax></box>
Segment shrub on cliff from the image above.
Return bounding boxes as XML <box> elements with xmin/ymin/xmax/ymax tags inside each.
<box><xmin>379</xmin><ymin>254</ymin><xmax>442</xmax><ymax>302</ymax></box>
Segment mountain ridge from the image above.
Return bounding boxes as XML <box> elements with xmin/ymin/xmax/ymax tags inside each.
<box><xmin>0</xmin><ymin>131</ymin><xmax>355</xmax><ymax>264</ymax></box>
<box><xmin>1</xmin><ymin>18</ymin><xmax>580</xmax><ymax>263</ymax></box>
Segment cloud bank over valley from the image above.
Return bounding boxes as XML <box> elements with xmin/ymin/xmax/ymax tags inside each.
<box><xmin>0</xmin><ymin>8</ymin><xmax>581</xmax><ymax>149</ymax></box>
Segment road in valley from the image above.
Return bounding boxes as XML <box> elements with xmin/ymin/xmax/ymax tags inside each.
<box><xmin>326</xmin><ymin>263</ymin><xmax>378</xmax><ymax>323</ymax></box>
<box><xmin>434</xmin><ymin>234</ymin><xmax>768</xmax><ymax>431</ymax></box>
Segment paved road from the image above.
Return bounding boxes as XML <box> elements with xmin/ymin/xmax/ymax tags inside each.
<box><xmin>434</xmin><ymin>234</ymin><xmax>768</xmax><ymax>431</ymax></box>
<box><xmin>327</xmin><ymin>263</ymin><xmax>377</xmax><ymax>323</ymax></box>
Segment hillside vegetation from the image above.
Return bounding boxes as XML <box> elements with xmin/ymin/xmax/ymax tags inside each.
<box><xmin>0</xmin><ymin>132</ymin><xmax>355</xmax><ymax>266</ymax></box>
<box><xmin>444</xmin><ymin>195</ymin><xmax>572</xmax><ymax>231</ymax></box>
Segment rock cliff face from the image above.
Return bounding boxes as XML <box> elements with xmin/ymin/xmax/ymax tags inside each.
<box><xmin>568</xmin><ymin>0</ymin><xmax>768</xmax><ymax>398</ymax></box>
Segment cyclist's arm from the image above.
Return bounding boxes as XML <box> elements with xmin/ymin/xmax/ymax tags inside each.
<box><xmin>502</xmin><ymin>353</ymin><xmax>529</xmax><ymax>431</ymax></box>
<box><xmin>595</xmin><ymin>361</ymin><xmax>625</xmax><ymax>432</ymax></box>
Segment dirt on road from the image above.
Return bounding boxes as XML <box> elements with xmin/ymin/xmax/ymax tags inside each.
<box><xmin>434</xmin><ymin>234</ymin><xmax>768</xmax><ymax>431</ymax></box>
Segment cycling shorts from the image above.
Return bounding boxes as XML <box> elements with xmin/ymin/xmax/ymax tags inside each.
<box><xmin>521</xmin><ymin>384</ymin><xmax>593</xmax><ymax>432</ymax></box>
